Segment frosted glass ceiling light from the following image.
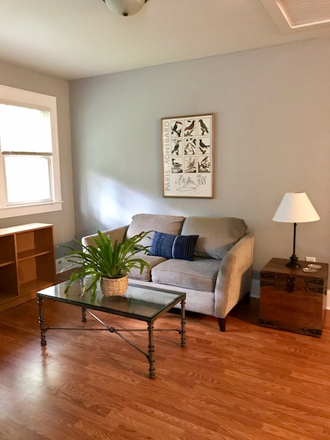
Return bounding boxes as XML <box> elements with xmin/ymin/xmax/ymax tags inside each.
<box><xmin>103</xmin><ymin>0</ymin><xmax>148</xmax><ymax>16</ymax></box>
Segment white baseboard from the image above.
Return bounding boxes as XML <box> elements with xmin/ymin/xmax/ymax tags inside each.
<box><xmin>55</xmin><ymin>267</ymin><xmax>330</xmax><ymax>310</ymax></box>
<box><xmin>250</xmin><ymin>279</ymin><xmax>260</xmax><ymax>299</ymax></box>
<box><xmin>251</xmin><ymin>278</ymin><xmax>330</xmax><ymax>310</ymax></box>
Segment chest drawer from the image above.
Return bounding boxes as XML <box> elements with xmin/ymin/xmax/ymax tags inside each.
<box><xmin>260</xmin><ymin>272</ymin><xmax>324</xmax><ymax>294</ymax></box>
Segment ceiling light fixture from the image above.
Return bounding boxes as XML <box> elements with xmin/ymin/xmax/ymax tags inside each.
<box><xmin>103</xmin><ymin>0</ymin><xmax>148</xmax><ymax>17</ymax></box>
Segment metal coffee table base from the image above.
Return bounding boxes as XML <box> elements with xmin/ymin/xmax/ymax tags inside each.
<box><xmin>38</xmin><ymin>297</ymin><xmax>186</xmax><ymax>379</ymax></box>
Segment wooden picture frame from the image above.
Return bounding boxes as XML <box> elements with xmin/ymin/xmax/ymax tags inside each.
<box><xmin>161</xmin><ymin>113</ymin><xmax>214</xmax><ymax>198</ymax></box>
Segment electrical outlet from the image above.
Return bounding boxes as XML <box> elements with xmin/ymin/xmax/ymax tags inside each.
<box><xmin>305</xmin><ymin>256</ymin><xmax>316</xmax><ymax>262</ymax></box>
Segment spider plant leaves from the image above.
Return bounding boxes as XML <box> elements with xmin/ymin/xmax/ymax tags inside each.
<box><xmin>63</xmin><ymin>230</ymin><xmax>152</xmax><ymax>296</ymax></box>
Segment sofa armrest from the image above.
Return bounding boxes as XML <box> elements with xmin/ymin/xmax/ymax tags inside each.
<box><xmin>214</xmin><ymin>233</ymin><xmax>254</xmax><ymax>319</ymax></box>
<box><xmin>81</xmin><ymin>225</ymin><xmax>129</xmax><ymax>248</ymax></box>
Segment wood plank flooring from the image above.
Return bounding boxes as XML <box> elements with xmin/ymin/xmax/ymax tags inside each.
<box><xmin>0</xmin><ymin>296</ymin><xmax>330</xmax><ymax>440</ymax></box>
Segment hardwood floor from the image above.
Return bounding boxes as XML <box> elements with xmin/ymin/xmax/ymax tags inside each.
<box><xmin>0</xmin><ymin>296</ymin><xmax>330</xmax><ymax>440</ymax></box>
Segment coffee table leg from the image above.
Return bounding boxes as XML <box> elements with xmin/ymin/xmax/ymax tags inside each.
<box><xmin>37</xmin><ymin>295</ymin><xmax>47</xmax><ymax>346</ymax></box>
<box><xmin>147</xmin><ymin>322</ymin><xmax>155</xmax><ymax>379</ymax></box>
<box><xmin>82</xmin><ymin>307</ymin><xmax>87</xmax><ymax>322</ymax></box>
<box><xmin>180</xmin><ymin>299</ymin><xmax>186</xmax><ymax>347</ymax></box>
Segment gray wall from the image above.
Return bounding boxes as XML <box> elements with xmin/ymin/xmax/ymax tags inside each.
<box><xmin>69</xmin><ymin>37</ymin><xmax>330</xmax><ymax>274</ymax></box>
<box><xmin>0</xmin><ymin>61</ymin><xmax>75</xmax><ymax>246</ymax></box>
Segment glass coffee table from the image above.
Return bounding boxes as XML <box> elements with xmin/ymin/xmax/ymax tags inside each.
<box><xmin>37</xmin><ymin>280</ymin><xmax>186</xmax><ymax>378</ymax></box>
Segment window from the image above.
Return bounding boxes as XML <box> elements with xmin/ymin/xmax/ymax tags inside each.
<box><xmin>0</xmin><ymin>85</ymin><xmax>62</xmax><ymax>219</ymax></box>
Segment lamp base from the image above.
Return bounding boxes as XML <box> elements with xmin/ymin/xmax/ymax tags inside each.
<box><xmin>285</xmin><ymin>255</ymin><xmax>301</xmax><ymax>269</ymax></box>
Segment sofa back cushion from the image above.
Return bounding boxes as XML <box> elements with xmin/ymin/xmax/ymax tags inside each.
<box><xmin>181</xmin><ymin>216</ymin><xmax>247</xmax><ymax>259</ymax></box>
<box><xmin>126</xmin><ymin>213</ymin><xmax>186</xmax><ymax>248</ymax></box>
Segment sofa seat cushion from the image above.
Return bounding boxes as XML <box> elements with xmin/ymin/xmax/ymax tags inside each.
<box><xmin>151</xmin><ymin>258</ymin><xmax>222</xmax><ymax>292</ymax></box>
<box><xmin>126</xmin><ymin>213</ymin><xmax>185</xmax><ymax>248</ymax></box>
<box><xmin>181</xmin><ymin>216</ymin><xmax>247</xmax><ymax>259</ymax></box>
<box><xmin>128</xmin><ymin>251</ymin><xmax>166</xmax><ymax>282</ymax></box>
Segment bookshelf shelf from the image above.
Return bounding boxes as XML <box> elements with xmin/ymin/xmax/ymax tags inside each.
<box><xmin>0</xmin><ymin>223</ymin><xmax>56</xmax><ymax>312</ymax></box>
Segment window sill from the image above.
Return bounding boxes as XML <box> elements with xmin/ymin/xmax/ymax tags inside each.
<box><xmin>0</xmin><ymin>201</ymin><xmax>63</xmax><ymax>219</ymax></box>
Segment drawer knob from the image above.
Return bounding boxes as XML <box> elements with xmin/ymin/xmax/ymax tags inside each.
<box><xmin>285</xmin><ymin>275</ymin><xmax>295</xmax><ymax>293</ymax></box>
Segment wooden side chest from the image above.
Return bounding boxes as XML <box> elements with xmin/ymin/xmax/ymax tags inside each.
<box><xmin>259</xmin><ymin>258</ymin><xmax>328</xmax><ymax>337</ymax></box>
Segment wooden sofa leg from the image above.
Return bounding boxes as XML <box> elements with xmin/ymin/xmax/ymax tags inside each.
<box><xmin>217</xmin><ymin>317</ymin><xmax>226</xmax><ymax>332</ymax></box>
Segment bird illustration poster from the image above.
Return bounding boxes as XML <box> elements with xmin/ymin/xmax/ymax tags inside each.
<box><xmin>161</xmin><ymin>113</ymin><xmax>214</xmax><ymax>197</ymax></box>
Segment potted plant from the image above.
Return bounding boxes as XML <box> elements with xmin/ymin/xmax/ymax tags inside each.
<box><xmin>63</xmin><ymin>230</ymin><xmax>151</xmax><ymax>298</ymax></box>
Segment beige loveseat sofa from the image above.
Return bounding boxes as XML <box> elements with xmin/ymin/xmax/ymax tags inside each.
<box><xmin>82</xmin><ymin>214</ymin><xmax>254</xmax><ymax>331</ymax></box>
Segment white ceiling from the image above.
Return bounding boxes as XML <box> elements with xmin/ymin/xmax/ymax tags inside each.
<box><xmin>0</xmin><ymin>0</ymin><xmax>329</xmax><ymax>81</ymax></box>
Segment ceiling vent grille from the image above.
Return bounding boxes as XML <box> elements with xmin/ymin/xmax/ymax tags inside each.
<box><xmin>276</xmin><ymin>0</ymin><xmax>330</xmax><ymax>28</ymax></box>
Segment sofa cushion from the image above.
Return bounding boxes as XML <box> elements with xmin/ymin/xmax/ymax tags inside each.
<box><xmin>181</xmin><ymin>216</ymin><xmax>247</xmax><ymax>259</ymax></box>
<box><xmin>151</xmin><ymin>258</ymin><xmax>222</xmax><ymax>292</ymax></box>
<box><xmin>126</xmin><ymin>213</ymin><xmax>186</xmax><ymax>248</ymax></box>
<box><xmin>128</xmin><ymin>251</ymin><xmax>166</xmax><ymax>282</ymax></box>
<box><xmin>150</xmin><ymin>232</ymin><xmax>199</xmax><ymax>261</ymax></box>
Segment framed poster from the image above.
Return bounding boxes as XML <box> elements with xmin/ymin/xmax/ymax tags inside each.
<box><xmin>161</xmin><ymin>113</ymin><xmax>214</xmax><ymax>198</ymax></box>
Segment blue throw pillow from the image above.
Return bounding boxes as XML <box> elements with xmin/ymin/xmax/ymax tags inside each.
<box><xmin>150</xmin><ymin>232</ymin><xmax>199</xmax><ymax>261</ymax></box>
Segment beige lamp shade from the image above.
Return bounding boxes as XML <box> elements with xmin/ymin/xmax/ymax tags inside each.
<box><xmin>273</xmin><ymin>192</ymin><xmax>320</xmax><ymax>224</ymax></box>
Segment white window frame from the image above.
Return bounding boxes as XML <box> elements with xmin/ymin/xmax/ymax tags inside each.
<box><xmin>0</xmin><ymin>85</ymin><xmax>62</xmax><ymax>219</ymax></box>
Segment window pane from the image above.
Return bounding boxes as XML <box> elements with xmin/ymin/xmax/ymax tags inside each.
<box><xmin>0</xmin><ymin>104</ymin><xmax>52</xmax><ymax>153</ymax></box>
<box><xmin>5</xmin><ymin>156</ymin><xmax>52</xmax><ymax>204</ymax></box>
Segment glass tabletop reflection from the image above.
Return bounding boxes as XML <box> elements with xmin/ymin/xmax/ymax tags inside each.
<box><xmin>37</xmin><ymin>280</ymin><xmax>185</xmax><ymax>321</ymax></box>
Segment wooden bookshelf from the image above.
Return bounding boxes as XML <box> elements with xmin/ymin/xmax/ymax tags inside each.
<box><xmin>0</xmin><ymin>223</ymin><xmax>56</xmax><ymax>312</ymax></box>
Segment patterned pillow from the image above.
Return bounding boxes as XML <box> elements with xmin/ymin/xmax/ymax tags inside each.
<box><xmin>150</xmin><ymin>232</ymin><xmax>199</xmax><ymax>261</ymax></box>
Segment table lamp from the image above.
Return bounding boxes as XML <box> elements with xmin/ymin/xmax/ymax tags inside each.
<box><xmin>272</xmin><ymin>192</ymin><xmax>320</xmax><ymax>268</ymax></box>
